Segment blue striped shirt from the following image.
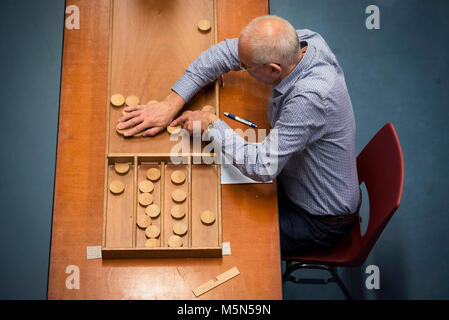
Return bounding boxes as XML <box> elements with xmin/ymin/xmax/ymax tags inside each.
<box><xmin>172</xmin><ymin>29</ymin><xmax>361</xmax><ymax>216</ymax></box>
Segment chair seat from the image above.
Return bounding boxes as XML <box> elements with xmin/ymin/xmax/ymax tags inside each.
<box><xmin>283</xmin><ymin>224</ymin><xmax>364</xmax><ymax>267</ymax></box>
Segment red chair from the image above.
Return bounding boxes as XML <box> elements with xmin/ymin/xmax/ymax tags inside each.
<box><xmin>282</xmin><ymin>122</ymin><xmax>404</xmax><ymax>299</ymax></box>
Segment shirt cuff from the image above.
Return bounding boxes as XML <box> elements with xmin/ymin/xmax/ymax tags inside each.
<box><xmin>212</xmin><ymin>119</ymin><xmax>231</xmax><ymax>133</ymax></box>
<box><xmin>205</xmin><ymin>119</ymin><xmax>234</xmax><ymax>157</ymax></box>
<box><xmin>171</xmin><ymin>75</ymin><xmax>202</xmax><ymax>102</ymax></box>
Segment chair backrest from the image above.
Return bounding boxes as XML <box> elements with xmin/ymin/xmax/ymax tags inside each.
<box><xmin>355</xmin><ymin>122</ymin><xmax>404</xmax><ymax>264</ymax></box>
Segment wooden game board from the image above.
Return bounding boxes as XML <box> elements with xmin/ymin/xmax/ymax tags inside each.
<box><xmin>101</xmin><ymin>0</ymin><xmax>222</xmax><ymax>258</ymax></box>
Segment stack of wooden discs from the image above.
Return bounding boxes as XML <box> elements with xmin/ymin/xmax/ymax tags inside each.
<box><xmin>168</xmin><ymin>168</ymin><xmax>187</xmax><ymax>247</ymax></box>
<box><xmin>136</xmin><ymin>166</ymin><xmax>162</xmax><ymax>248</ymax></box>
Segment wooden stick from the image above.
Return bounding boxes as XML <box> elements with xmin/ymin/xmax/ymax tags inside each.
<box><xmin>192</xmin><ymin>267</ymin><xmax>240</xmax><ymax>297</ymax></box>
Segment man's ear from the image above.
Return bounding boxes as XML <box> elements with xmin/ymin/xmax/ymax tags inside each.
<box><xmin>269</xmin><ymin>63</ymin><xmax>282</xmax><ymax>75</ymax></box>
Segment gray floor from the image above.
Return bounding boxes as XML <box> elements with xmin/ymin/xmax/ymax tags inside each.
<box><xmin>270</xmin><ymin>0</ymin><xmax>449</xmax><ymax>299</ymax></box>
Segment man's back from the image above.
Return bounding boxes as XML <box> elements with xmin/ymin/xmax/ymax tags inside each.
<box><xmin>273</xmin><ymin>29</ymin><xmax>360</xmax><ymax>216</ymax></box>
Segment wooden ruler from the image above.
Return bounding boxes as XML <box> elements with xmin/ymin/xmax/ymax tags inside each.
<box><xmin>193</xmin><ymin>267</ymin><xmax>240</xmax><ymax>297</ymax></box>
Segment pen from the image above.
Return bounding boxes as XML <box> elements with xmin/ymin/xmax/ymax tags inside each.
<box><xmin>224</xmin><ymin>112</ymin><xmax>258</xmax><ymax>128</ymax></box>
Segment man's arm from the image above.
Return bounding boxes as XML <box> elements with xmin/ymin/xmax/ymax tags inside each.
<box><xmin>172</xmin><ymin>38</ymin><xmax>240</xmax><ymax>102</ymax></box>
<box><xmin>207</xmin><ymin>93</ymin><xmax>327</xmax><ymax>181</ymax></box>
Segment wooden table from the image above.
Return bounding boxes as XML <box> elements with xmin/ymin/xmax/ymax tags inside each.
<box><xmin>48</xmin><ymin>0</ymin><xmax>281</xmax><ymax>299</ymax></box>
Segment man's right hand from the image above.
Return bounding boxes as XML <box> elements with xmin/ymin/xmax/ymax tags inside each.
<box><xmin>116</xmin><ymin>91</ymin><xmax>185</xmax><ymax>137</ymax></box>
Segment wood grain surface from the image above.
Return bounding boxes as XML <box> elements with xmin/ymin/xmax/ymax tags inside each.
<box><xmin>48</xmin><ymin>0</ymin><xmax>281</xmax><ymax>299</ymax></box>
<box><xmin>108</xmin><ymin>0</ymin><xmax>216</xmax><ymax>153</ymax></box>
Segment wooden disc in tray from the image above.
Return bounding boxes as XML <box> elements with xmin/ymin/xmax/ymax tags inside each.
<box><xmin>172</xmin><ymin>189</ymin><xmax>186</xmax><ymax>203</ymax></box>
<box><xmin>139</xmin><ymin>180</ymin><xmax>154</xmax><ymax>193</ymax></box>
<box><xmin>138</xmin><ymin>192</ymin><xmax>153</xmax><ymax>206</ymax></box>
<box><xmin>109</xmin><ymin>180</ymin><xmax>125</xmax><ymax>194</ymax></box>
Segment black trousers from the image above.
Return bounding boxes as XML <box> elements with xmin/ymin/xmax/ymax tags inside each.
<box><xmin>277</xmin><ymin>180</ymin><xmax>357</xmax><ymax>256</ymax></box>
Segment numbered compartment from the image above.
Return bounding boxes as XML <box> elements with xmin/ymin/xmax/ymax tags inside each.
<box><xmin>163</xmin><ymin>162</ymin><xmax>190</xmax><ymax>248</ymax></box>
<box><xmin>104</xmin><ymin>155</ymin><xmax>135</xmax><ymax>248</ymax></box>
<box><xmin>191</xmin><ymin>163</ymin><xmax>220</xmax><ymax>247</ymax></box>
<box><xmin>135</xmin><ymin>159</ymin><xmax>163</xmax><ymax>249</ymax></box>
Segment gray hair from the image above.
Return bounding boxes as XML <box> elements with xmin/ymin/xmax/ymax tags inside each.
<box><xmin>240</xmin><ymin>15</ymin><xmax>300</xmax><ymax>67</ymax></box>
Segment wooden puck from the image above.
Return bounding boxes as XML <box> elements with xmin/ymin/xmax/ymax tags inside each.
<box><xmin>145</xmin><ymin>225</ymin><xmax>160</xmax><ymax>239</ymax></box>
<box><xmin>125</xmin><ymin>95</ymin><xmax>140</xmax><ymax>107</ymax></box>
<box><xmin>116</xmin><ymin>126</ymin><xmax>126</xmax><ymax>136</ymax></box>
<box><xmin>170</xmin><ymin>205</ymin><xmax>186</xmax><ymax>219</ymax></box>
<box><xmin>138</xmin><ymin>192</ymin><xmax>153</xmax><ymax>206</ymax></box>
<box><xmin>114</xmin><ymin>162</ymin><xmax>130</xmax><ymax>175</ymax></box>
<box><xmin>171</xmin><ymin>170</ymin><xmax>186</xmax><ymax>184</ymax></box>
<box><xmin>172</xmin><ymin>189</ymin><xmax>186</xmax><ymax>203</ymax></box>
<box><xmin>139</xmin><ymin>180</ymin><xmax>154</xmax><ymax>193</ymax></box>
<box><xmin>136</xmin><ymin>214</ymin><xmax>152</xmax><ymax>229</ymax></box>
<box><xmin>145</xmin><ymin>204</ymin><xmax>160</xmax><ymax>218</ymax></box>
<box><xmin>173</xmin><ymin>222</ymin><xmax>188</xmax><ymax>236</ymax></box>
<box><xmin>201</xmin><ymin>105</ymin><xmax>216</xmax><ymax>115</ymax></box>
<box><xmin>145</xmin><ymin>238</ymin><xmax>160</xmax><ymax>248</ymax></box>
<box><xmin>198</xmin><ymin>19</ymin><xmax>211</xmax><ymax>32</ymax></box>
<box><xmin>116</xmin><ymin>125</ymin><xmax>144</xmax><ymax>138</ymax></box>
<box><xmin>111</xmin><ymin>94</ymin><xmax>125</xmax><ymax>107</ymax></box>
<box><xmin>168</xmin><ymin>235</ymin><xmax>183</xmax><ymax>248</ymax></box>
<box><xmin>116</xmin><ymin>118</ymin><xmax>145</xmax><ymax>137</ymax></box>
<box><xmin>146</xmin><ymin>168</ymin><xmax>161</xmax><ymax>181</ymax></box>
<box><xmin>134</xmin><ymin>131</ymin><xmax>145</xmax><ymax>137</ymax></box>
<box><xmin>167</xmin><ymin>125</ymin><xmax>181</xmax><ymax>135</ymax></box>
<box><xmin>200</xmin><ymin>210</ymin><xmax>216</xmax><ymax>225</ymax></box>
<box><xmin>109</xmin><ymin>180</ymin><xmax>125</xmax><ymax>194</ymax></box>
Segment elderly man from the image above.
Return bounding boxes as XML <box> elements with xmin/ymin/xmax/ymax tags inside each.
<box><xmin>117</xmin><ymin>15</ymin><xmax>361</xmax><ymax>255</ymax></box>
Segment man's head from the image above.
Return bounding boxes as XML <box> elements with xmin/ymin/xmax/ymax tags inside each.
<box><xmin>238</xmin><ymin>15</ymin><xmax>301</xmax><ymax>85</ymax></box>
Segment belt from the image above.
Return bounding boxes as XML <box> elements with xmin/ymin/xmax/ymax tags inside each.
<box><xmin>313</xmin><ymin>212</ymin><xmax>359</xmax><ymax>226</ymax></box>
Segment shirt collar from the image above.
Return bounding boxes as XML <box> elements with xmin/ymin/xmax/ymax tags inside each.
<box><xmin>273</xmin><ymin>41</ymin><xmax>313</xmax><ymax>95</ymax></box>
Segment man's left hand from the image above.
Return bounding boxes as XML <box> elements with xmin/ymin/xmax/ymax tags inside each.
<box><xmin>170</xmin><ymin>110</ymin><xmax>218</xmax><ymax>135</ymax></box>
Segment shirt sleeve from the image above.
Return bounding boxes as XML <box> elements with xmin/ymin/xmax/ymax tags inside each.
<box><xmin>171</xmin><ymin>38</ymin><xmax>240</xmax><ymax>102</ymax></box>
<box><xmin>207</xmin><ymin>93</ymin><xmax>327</xmax><ymax>182</ymax></box>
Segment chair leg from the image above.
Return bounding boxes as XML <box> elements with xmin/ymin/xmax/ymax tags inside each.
<box><xmin>329</xmin><ymin>266</ymin><xmax>352</xmax><ymax>300</ymax></box>
<box><xmin>282</xmin><ymin>262</ymin><xmax>353</xmax><ymax>300</ymax></box>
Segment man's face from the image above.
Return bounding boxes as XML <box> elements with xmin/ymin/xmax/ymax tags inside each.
<box><xmin>238</xmin><ymin>38</ymin><xmax>281</xmax><ymax>85</ymax></box>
